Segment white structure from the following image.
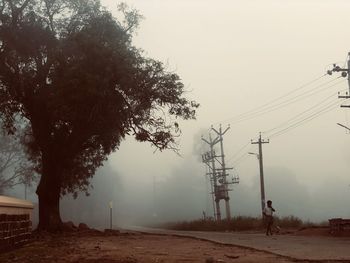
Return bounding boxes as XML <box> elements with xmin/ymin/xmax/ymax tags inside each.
<box><xmin>0</xmin><ymin>195</ymin><xmax>34</xmax><ymax>220</ymax></box>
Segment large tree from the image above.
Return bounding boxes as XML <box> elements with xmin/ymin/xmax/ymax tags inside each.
<box><xmin>0</xmin><ymin>0</ymin><xmax>198</xmax><ymax>231</ymax></box>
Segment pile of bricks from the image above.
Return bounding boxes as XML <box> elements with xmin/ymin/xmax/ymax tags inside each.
<box><xmin>0</xmin><ymin>214</ymin><xmax>32</xmax><ymax>251</ymax></box>
<box><xmin>329</xmin><ymin>218</ymin><xmax>350</xmax><ymax>234</ymax></box>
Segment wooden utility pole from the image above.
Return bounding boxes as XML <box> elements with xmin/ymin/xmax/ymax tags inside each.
<box><xmin>251</xmin><ymin>132</ymin><xmax>269</xmax><ymax>216</ymax></box>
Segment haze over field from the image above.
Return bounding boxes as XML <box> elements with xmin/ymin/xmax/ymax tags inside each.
<box><xmin>6</xmin><ymin>0</ymin><xmax>350</xmax><ymax>227</ymax></box>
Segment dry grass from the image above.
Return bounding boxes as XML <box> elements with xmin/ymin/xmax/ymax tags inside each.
<box><xmin>161</xmin><ymin>216</ymin><xmax>318</xmax><ymax>232</ymax></box>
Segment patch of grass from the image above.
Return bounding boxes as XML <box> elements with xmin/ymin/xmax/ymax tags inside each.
<box><xmin>274</xmin><ymin>216</ymin><xmax>303</xmax><ymax>228</ymax></box>
<box><xmin>162</xmin><ymin>215</ymin><xmax>316</xmax><ymax>232</ymax></box>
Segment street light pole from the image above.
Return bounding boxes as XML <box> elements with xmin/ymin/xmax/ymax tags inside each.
<box><xmin>109</xmin><ymin>201</ymin><xmax>113</xmax><ymax>229</ymax></box>
<box><xmin>337</xmin><ymin>123</ymin><xmax>350</xmax><ymax>132</ymax></box>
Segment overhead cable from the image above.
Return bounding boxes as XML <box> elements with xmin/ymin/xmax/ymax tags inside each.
<box><xmin>267</xmin><ymin>99</ymin><xmax>347</xmax><ymax>139</ymax></box>
<box><xmin>264</xmin><ymin>91</ymin><xmax>344</xmax><ymax>134</ymax></box>
<box><xmin>228</xmin><ymin>77</ymin><xmax>343</xmax><ymax>125</ymax></box>
<box><xmin>212</xmin><ymin>73</ymin><xmax>329</xmax><ymax>125</ymax></box>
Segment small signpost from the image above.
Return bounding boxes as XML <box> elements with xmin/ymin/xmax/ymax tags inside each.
<box><xmin>109</xmin><ymin>201</ymin><xmax>113</xmax><ymax>229</ymax></box>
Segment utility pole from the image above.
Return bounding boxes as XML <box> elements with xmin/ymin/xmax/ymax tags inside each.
<box><xmin>205</xmin><ymin>165</ymin><xmax>216</xmax><ymax>218</ymax></box>
<box><xmin>202</xmin><ymin>134</ymin><xmax>221</xmax><ymax>221</ymax></box>
<box><xmin>327</xmin><ymin>52</ymin><xmax>350</xmax><ymax>107</ymax></box>
<box><xmin>202</xmin><ymin>125</ymin><xmax>238</xmax><ymax>221</ymax></box>
<box><xmin>212</xmin><ymin>125</ymin><xmax>232</xmax><ymax>219</ymax></box>
<box><xmin>251</xmin><ymin>132</ymin><xmax>269</xmax><ymax>216</ymax></box>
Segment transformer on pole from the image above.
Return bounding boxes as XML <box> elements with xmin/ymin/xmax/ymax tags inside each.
<box><xmin>201</xmin><ymin>125</ymin><xmax>239</xmax><ymax>221</ymax></box>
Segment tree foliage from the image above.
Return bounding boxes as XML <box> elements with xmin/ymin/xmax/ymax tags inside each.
<box><xmin>0</xmin><ymin>0</ymin><xmax>198</xmax><ymax>204</ymax></box>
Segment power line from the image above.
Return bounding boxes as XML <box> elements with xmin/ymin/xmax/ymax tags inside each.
<box><xmin>229</xmin><ymin>146</ymin><xmax>254</xmax><ymax>166</ymax></box>
<box><xmin>229</xmin><ymin>98</ymin><xmax>345</xmax><ymax>166</ymax></box>
<box><xmin>234</xmin><ymin>155</ymin><xmax>250</xmax><ymax>167</ymax></box>
<box><xmin>228</xmin><ymin>77</ymin><xmax>343</xmax><ymax>126</ymax></box>
<box><xmin>222</xmin><ymin>74</ymin><xmax>327</xmax><ymax>122</ymax></box>
<box><xmin>267</xmin><ymin>99</ymin><xmax>347</xmax><ymax>139</ymax></box>
<box><xmin>268</xmin><ymin>101</ymin><xmax>342</xmax><ymax>139</ymax></box>
<box><xmin>226</xmin><ymin>141</ymin><xmax>251</xmax><ymax>163</ymax></box>
<box><xmin>264</xmin><ymin>91</ymin><xmax>344</xmax><ymax>134</ymax></box>
<box><xmin>232</xmin><ymin>153</ymin><xmax>249</xmax><ymax>166</ymax></box>
<box><xmin>229</xmin><ymin>100</ymin><xmax>345</xmax><ymax>171</ymax></box>
<box><xmin>209</xmin><ymin>55</ymin><xmax>350</xmax><ymax>169</ymax></box>
<box><xmin>212</xmin><ymin>74</ymin><xmax>331</xmax><ymax>126</ymax></box>
<box><xmin>224</xmin><ymin>83</ymin><xmax>345</xmax><ymax>146</ymax></box>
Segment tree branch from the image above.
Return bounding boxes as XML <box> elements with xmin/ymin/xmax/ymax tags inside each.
<box><xmin>18</xmin><ymin>0</ymin><xmax>31</xmax><ymax>14</ymax></box>
<box><xmin>5</xmin><ymin>0</ymin><xmax>14</xmax><ymax>14</ymax></box>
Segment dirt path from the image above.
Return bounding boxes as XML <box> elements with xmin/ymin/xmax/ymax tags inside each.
<box><xmin>128</xmin><ymin>226</ymin><xmax>350</xmax><ymax>261</ymax></box>
<box><xmin>0</xmin><ymin>231</ymin><xmax>311</xmax><ymax>263</ymax></box>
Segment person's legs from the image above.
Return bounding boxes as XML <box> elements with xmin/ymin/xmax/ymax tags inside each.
<box><xmin>269</xmin><ymin>218</ymin><xmax>274</xmax><ymax>235</ymax></box>
<box><xmin>266</xmin><ymin>221</ymin><xmax>270</xmax><ymax>235</ymax></box>
<box><xmin>266</xmin><ymin>217</ymin><xmax>273</xmax><ymax>235</ymax></box>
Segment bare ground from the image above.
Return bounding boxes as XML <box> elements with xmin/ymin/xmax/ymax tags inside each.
<box><xmin>0</xmin><ymin>230</ymin><xmax>311</xmax><ymax>263</ymax></box>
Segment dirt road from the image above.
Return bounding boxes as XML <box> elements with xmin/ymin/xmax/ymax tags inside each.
<box><xmin>128</xmin><ymin>226</ymin><xmax>350</xmax><ymax>261</ymax></box>
<box><xmin>0</xmin><ymin>231</ymin><xmax>312</xmax><ymax>263</ymax></box>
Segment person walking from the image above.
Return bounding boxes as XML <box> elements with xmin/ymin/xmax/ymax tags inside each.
<box><xmin>263</xmin><ymin>200</ymin><xmax>275</xmax><ymax>236</ymax></box>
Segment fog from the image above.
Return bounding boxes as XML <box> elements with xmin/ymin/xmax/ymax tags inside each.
<box><xmin>5</xmin><ymin>0</ymin><xmax>350</xmax><ymax>227</ymax></box>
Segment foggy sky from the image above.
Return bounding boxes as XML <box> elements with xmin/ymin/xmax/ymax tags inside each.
<box><xmin>7</xmin><ymin>0</ymin><xmax>350</xmax><ymax>226</ymax></box>
<box><xmin>101</xmin><ymin>0</ymin><xmax>350</xmax><ymax>223</ymax></box>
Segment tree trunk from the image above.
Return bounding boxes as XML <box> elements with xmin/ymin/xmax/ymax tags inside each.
<box><xmin>36</xmin><ymin>186</ymin><xmax>62</xmax><ymax>232</ymax></box>
<box><xmin>36</xmin><ymin>155</ymin><xmax>63</xmax><ymax>232</ymax></box>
